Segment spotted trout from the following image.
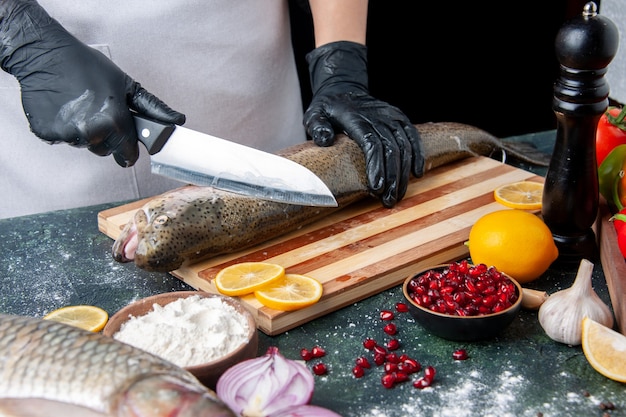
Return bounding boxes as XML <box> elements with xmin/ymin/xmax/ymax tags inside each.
<box><xmin>0</xmin><ymin>314</ymin><xmax>236</xmax><ymax>417</ymax></box>
<box><xmin>112</xmin><ymin>122</ymin><xmax>549</xmax><ymax>272</ymax></box>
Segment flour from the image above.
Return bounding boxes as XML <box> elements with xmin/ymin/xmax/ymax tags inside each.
<box><xmin>113</xmin><ymin>295</ymin><xmax>250</xmax><ymax>367</ymax></box>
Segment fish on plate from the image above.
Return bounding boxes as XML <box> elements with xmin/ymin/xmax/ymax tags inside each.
<box><xmin>0</xmin><ymin>313</ymin><xmax>236</xmax><ymax>417</ymax></box>
<box><xmin>112</xmin><ymin>122</ymin><xmax>549</xmax><ymax>272</ymax></box>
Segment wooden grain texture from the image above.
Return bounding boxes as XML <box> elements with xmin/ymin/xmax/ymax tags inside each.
<box><xmin>99</xmin><ymin>156</ymin><xmax>543</xmax><ymax>335</ymax></box>
<box><xmin>597</xmin><ymin>199</ymin><xmax>626</xmax><ymax>335</ymax></box>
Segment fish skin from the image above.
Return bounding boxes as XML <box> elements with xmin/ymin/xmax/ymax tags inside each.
<box><xmin>0</xmin><ymin>314</ymin><xmax>236</xmax><ymax>417</ymax></box>
<box><xmin>112</xmin><ymin>122</ymin><xmax>550</xmax><ymax>272</ymax></box>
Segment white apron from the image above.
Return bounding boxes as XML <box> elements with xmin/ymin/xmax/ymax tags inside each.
<box><xmin>0</xmin><ymin>0</ymin><xmax>305</xmax><ymax>219</ymax></box>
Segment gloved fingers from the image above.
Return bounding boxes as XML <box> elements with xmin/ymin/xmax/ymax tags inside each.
<box><xmin>403</xmin><ymin>124</ymin><xmax>425</xmax><ymax>178</ymax></box>
<box><xmin>87</xmin><ymin>129</ymin><xmax>139</xmax><ymax>167</ymax></box>
<box><xmin>303</xmin><ymin>101</ymin><xmax>336</xmax><ymax>147</ymax></box>
<box><xmin>345</xmin><ymin>118</ymin><xmax>402</xmax><ymax>199</ymax></box>
<box><xmin>74</xmin><ymin>105</ymin><xmax>139</xmax><ymax>167</ymax></box>
<box><xmin>111</xmin><ymin>139</ymin><xmax>140</xmax><ymax>167</ymax></box>
<box><xmin>388</xmin><ymin>126</ymin><xmax>413</xmax><ymax>205</ymax></box>
<box><xmin>345</xmin><ymin>122</ymin><xmax>385</xmax><ymax>196</ymax></box>
<box><xmin>128</xmin><ymin>82</ymin><xmax>186</xmax><ymax>126</ymax></box>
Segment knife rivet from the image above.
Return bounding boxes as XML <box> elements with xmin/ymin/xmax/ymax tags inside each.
<box><xmin>141</xmin><ymin>128</ymin><xmax>151</xmax><ymax>138</ymax></box>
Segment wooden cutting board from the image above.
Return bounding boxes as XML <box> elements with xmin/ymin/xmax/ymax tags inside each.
<box><xmin>98</xmin><ymin>156</ymin><xmax>543</xmax><ymax>335</ymax></box>
<box><xmin>597</xmin><ymin>199</ymin><xmax>626</xmax><ymax>335</ymax></box>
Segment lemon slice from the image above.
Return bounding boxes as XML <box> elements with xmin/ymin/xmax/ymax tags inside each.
<box><xmin>581</xmin><ymin>317</ymin><xmax>626</xmax><ymax>382</ymax></box>
<box><xmin>254</xmin><ymin>273</ymin><xmax>323</xmax><ymax>311</ymax></box>
<box><xmin>493</xmin><ymin>181</ymin><xmax>544</xmax><ymax>210</ymax></box>
<box><xmin>215</xmin><ymin>262</ymin><xmax>285</xmax><ymax>296</ymax></box>
<box><xmin>43</xmin><ymin>305</ymin><xmax>109</xmax><ymax>332</ymax></box>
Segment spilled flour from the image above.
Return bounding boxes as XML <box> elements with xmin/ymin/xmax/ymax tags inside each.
<box><xmin>113</xmin><ymin>295</ymin><xmax>249</xmax><ymax>367</ymax></box>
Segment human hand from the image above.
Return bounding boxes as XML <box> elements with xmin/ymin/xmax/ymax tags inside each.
<box><xmin>304</xmin><ymin>41</ymin><xmax>423</xmax><ymax>208</ymax></box>
<box><xmin>0</xmin><ymin>0</ymin><xmax>185</xmax><ymax>167</ymax></box>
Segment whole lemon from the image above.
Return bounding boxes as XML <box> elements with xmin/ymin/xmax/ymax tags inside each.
<box><xmin>468</xmin><ymin>210</ymin><xmax>558</xmax><ymax>283</ymax></box>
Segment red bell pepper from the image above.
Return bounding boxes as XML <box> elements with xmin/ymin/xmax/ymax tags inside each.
<box><xmin>596</xmin><ymin>106</ymin><xmax>626</xmax><ymax>167</ymax></box>
<box><xmin>610</xmin><ymin>208</ymin><xmax>626</xmax><ymax>258</ymax></box>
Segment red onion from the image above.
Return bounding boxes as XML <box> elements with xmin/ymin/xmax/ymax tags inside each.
<box><xmin>269</xmin><ymin>405</ymin><xmax>343</xmax><ymax>417</ymax></box>
<box><xmin>216</xmin><ymin>346</ymin><xmax>315</xmax><ymax>416</ymax></box>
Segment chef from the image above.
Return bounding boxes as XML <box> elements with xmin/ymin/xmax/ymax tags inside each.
<box><xmin>0</xmin><ymin>0</ymin><xmax>423</xmax><ymax>219</ymax></box>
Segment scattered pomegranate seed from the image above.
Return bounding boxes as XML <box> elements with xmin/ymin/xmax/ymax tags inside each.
<box><xmin>363</xmin><ymin>338</ymin><xmax>377</xmax><ymax>350</ymax></box>
<box><xmin>355</xmin><ymin>356</ymin><xmax>371</xmax><ymax>369</ymax></box>
<box><xmin>312</xmin><ymin>363</ymin><xmax>327</xmax><ymax>375</ymax></box>
<box><xmin>380</xmin><ymin>310</ymin><xmax>395</xmax><ymax>321</ymax></box>
<box><xmin>386</xmin><ymin>338</ymin><xmax>400</xmax><ymax>351</ymax></box>
<box><xmin>452</xmin><ymin>348</ymin><xmax>468</xmax><ymax>360</ymax></box>
<box><xmin>394</xmin><ymin>371</ymin><xmax>409</xmax><ymax>383</ymax></box>
<box><xmin>373</xmin><ymin>345</ymin><xmax>387</xmax><ymax>356</ymax></box>
<box><xmin>311</xmin><ymin>346</ymin><xmax>326</xmax><ymax>358</ymax></box>
<box><xmin>381</xmin><ymin>373</ymin><xmax>396</xmax><ymax>388</ymax></box>
<box><xmin>395</xmin><ymin>302</ymin><xmax>409</xmax><ymax>313</ymax></box>
<box><xmin>352</xmin><ymin>365</ymin><xmax>365</xmax><ymax>378</ymax></box>
<box><xmin>384</xmin><ymin>362</ymin><xmax>398</xmax><ymax>374</ymax></box>
<box><xmin>413</xmin><ymin>377</ymin><xmax>431</xmax><ymax>389</ymax></box>
<box><xmin>373</xmin><ymin>353</ymin><xmax>386</xmax><ymax>366</ymax></box>
<box><xmin>385</xmin><ymin>352</ymin><xmax>400</xmax><ymax>364</ymax></box>
<box><xmin>300</xmin><ymin>348</ymin><xmax>313</xmax><ymax>361</ymax></box>
<box><xmin>383</xmin><ymin>323</ymin><xmax>397</xmax><ymax>335</ymax></box>
<box><xmin>400</xmin><ymin>357</ymin><xmax>421</xmax><ymax>373</ymax></box>
<box><xmin>424</xmin><ymin>366</ymin><xmax>436</xmax><ymax>382</ymax></box>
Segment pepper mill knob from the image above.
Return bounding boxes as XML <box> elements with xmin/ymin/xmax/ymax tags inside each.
<box><xmin>542</xmin><ymin>1</ymin><xmax>619</xmax><ymax>262</ymax></box>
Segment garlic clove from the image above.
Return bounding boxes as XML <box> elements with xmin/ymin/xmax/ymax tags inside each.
<box><xmin>521</xmin><ymin>288</ymin><xmax>549</xmax><ymax>310</ymax></box>
<box><xmin>538</xmin><ymin>259</ymin><xmax>614</xmax><ymax>346</ymax></box>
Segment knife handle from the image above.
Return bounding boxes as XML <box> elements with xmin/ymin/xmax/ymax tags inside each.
<box><xmin>133</xmin><ymin>114</ymin><xmax>175</xmax><ymax>155</ymax></box>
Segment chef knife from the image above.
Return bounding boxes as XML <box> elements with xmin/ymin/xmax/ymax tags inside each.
<box><xmin>133</xmin><ymin>114</ymin><xmax>338</xmax><ymax>207</ymax></box>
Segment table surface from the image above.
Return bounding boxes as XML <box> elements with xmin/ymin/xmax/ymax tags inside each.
<box><xmin>2</xmin><ymin>131</ymin><xmax>624</xmax><ymax>417</ymax></box>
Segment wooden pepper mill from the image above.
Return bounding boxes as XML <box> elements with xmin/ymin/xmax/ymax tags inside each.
<box><xmin>542</xmin><ymin>1</ymin><xmax>619</xmax><ymax>262</ymax></box>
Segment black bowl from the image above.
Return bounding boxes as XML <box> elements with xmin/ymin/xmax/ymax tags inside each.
<box><xmin>402</xmin><ymin>264</ymin><xmax>522</xmax><ymax>342</ymax></box>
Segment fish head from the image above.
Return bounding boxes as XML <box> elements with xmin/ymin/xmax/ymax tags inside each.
<box><xmin>113</xmin><ymin>187</ymin><xmax>230</xmax><ymax>272</ymax></box>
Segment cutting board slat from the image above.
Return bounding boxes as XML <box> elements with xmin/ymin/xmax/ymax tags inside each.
<box><xmin>99</xmin><ymin>156</ymin><xmax>543</xmax><ymax>335</ymax></box>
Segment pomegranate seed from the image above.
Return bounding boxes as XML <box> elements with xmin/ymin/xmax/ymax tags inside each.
<box><xmin>400</xmin><ymin>357</ymin><xmax>421</xmax><ymax>373</ymax></box>
<box><xmin>380</xmin><ymin>310</ymin><xmax>395</xmax><ymax>321</ymax></box>
<box><xmin>373</xmin><ymin>353</ymin><xmax>386</xmax><ymax>366</ymax></box>
<box><xmin>413</xmin><ymin>377</ymin><xmax>431</xmax><ymax>389</ymax></box>
<box><xmin>381</xmin><ymin>373</ymin><xmax>396</xmax><ymax>389</ymax></box>
<box><xmin>352</xmin><ymin>365</ymin><xmax>365</xmax><ymax>378</ymax></box>
<box><xmin>312</xmin><ymin>363</ymin><xmax>327</xmax><ymax>375</ymax></box>
<box><xmin>394</xmin><ymin>371</ymin><xmax>409</xmax><ymax>383</ymax></box>
<box><xmin>424</xmin><ymin>366</ymin><xmax>436</xmax><ymax>382</ymax></box>
<box><xmin>363</xmin><ymin>338</ymin><xmax>377</xmax><ymax>350</ymax></box>
<box><xmin>373</xmin><ymin>345</ymin><xmax>387</xmax><ymax>356</ymax></box>
<box><xmin>385</xmin><ymin>353</ymin><xmax>400</xmax><ymax>364</ymax></box>
<box><xmin>311</xmin><ymin>346</ymin><xmax>326</xmax><ymax>358</ymax></box>
<box><xmin>384</xmin><ymin>362</ymin><xmax>398</xmax><ymax>374</ymax></box>
<box><xmin>452</xmin><ymin>348</ymin><xmax>468</xmax><ymax>360</ymax></box>
<box><xmin>355</xmin><ymin>356</ymin><xmax>371</xmax><ymax>369</ymax></box>
<box><xmin>386</xmin><ymin>338</ymin><xmax>400</xmax><ymax>351</ymax></box>
<box><xmin>405</xmin><ymin>261</ymin><xmax>519</xmax><ymax>316</ymax></box>
<box><xmin>383</xmin><ymin>323</ymin><xmax>397</xmax><ymax>335</ymax></box>
<box><xmin>300</xmin><ymin>348</ymin><xmax>313</xmax><ymax>361</ymax></box>
<box><xmin>395</xmin><ymin>302</ymin><xmax>409</xmax><ymax>313</ymax></box>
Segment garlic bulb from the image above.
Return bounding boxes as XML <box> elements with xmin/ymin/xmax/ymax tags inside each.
<box><xmin>538</xmin><ymin>258</ymin><xmax>614</xmax><ymax>345</ymax></box>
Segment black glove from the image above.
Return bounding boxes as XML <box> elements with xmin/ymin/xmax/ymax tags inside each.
<box><xmin>0</xmin><ymin>0</ymin><xmax>185</xmax><ymax>167</ymax></box>
<box><xmin>304</xmin><ymin>41</ymin><xmax>424</xmax><ymax>208</ymax></box>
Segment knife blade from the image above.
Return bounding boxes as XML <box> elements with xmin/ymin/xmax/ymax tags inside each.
<box><xmin>133</xmin><ymin>114</ymin><xmax>338</xmax><ymax>207</ymax></box>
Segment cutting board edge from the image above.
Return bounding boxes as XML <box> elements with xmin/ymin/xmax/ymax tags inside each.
<box><xmin>597</xmin><ymin>199</ymin><xmax>626</xmax><ymax>335</ymax></box>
